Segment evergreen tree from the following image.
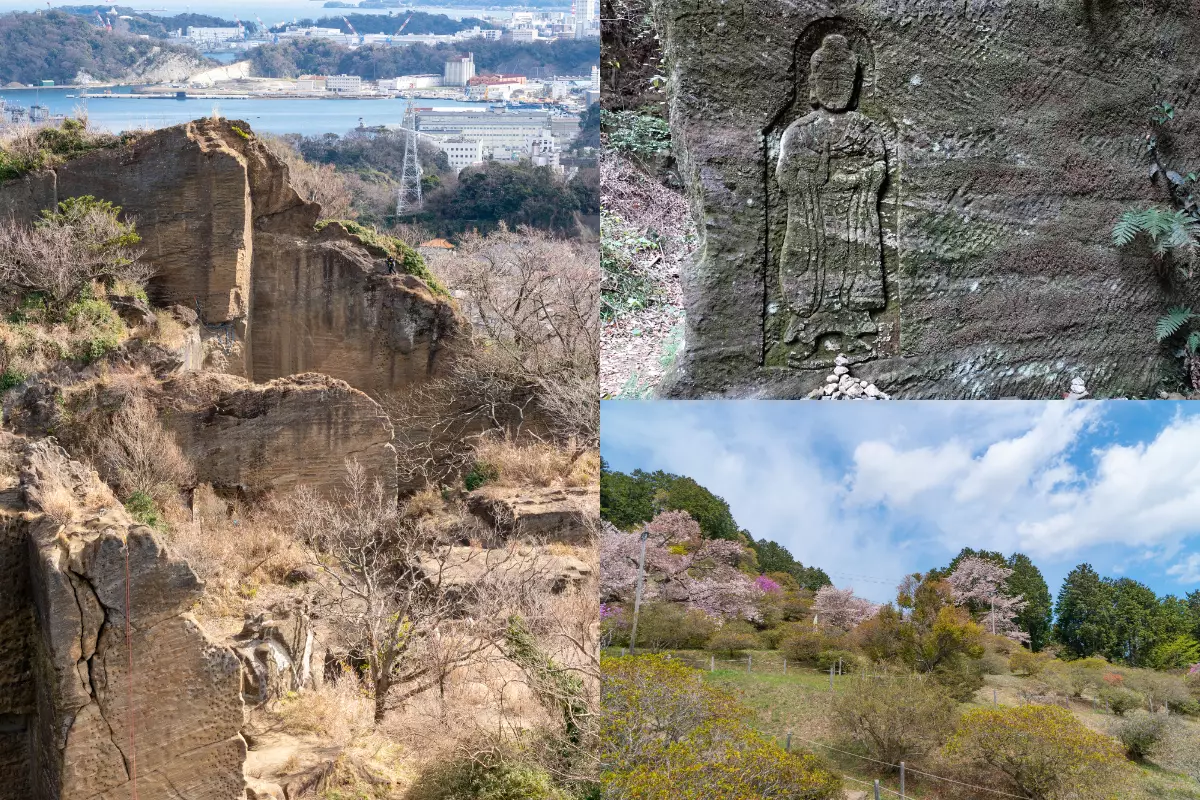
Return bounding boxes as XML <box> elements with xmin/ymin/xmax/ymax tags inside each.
<box><xmin>1053</xmin><ymin>564</ymin><xmax>1115</xmax><ymax>659</ymax></box>
<box><xmin>1007</xmin><ymin>553</ymin><xmax>1053</xmax><ymax>652</ymax></box>
<box><xmin>1106</xmin><ymin>578</ymin><xmax>1163</xmax><ymax>665</ymax></box>
<box><xmin>598</xmin><ymin>461</ymin><xmax>655</xmax><ymax>530</ymax></box>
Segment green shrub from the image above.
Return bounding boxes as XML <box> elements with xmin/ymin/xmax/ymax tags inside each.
<box><xmin>779</xmin><ymin>629</ymin><xmax>833</xmax><ymax>665</ymax></box>
<box><xmin>464</xmin><ymin>462</ymin><xmax>499</xmax><ymax>491</ymax></box>
<box><xmin>604</xmin><ymin>718</ymin><xmax>842</xmax><ymax>800</ymax></box>
<box><xmin>931</xmin><ymin>655</ymin><xmax>985</xmax><ymax>702</ymax></box>
<box><xmin>1010</xmin><ymin>648</ymin><xmax>1052</xmax><ymax>677</ymax></box>
<box><xmin>705</xmin><ymin>623</ymin><xmax>760</xmax><ymax>657</ymax></box>
<box><xmin>65</xmin><ymin>297</ymin><xmax>125</xmax><ymax>363</ymax></box>
<box><xmin>1099</xmin><ymin>685</ymin><xmax>1145</xmax><ymax>716</ymax></box>
<box><xmin>600</xmin><ymin>110</ymin><xmax>671</xmax><ymax>163</ymax></box>
<box><xmin>408</xmin><ymin>756</ymin><xmax>567</xmax><ymax>800</ymax></box>
<box><xmin>1110</xmin><ymin>711</ymin><xmax>1169</xmax><ymax>761</ymax></box>
<box><xmin>946</xmin><ymin>705</ymin><xmax>1130</xmax><ymax>800</ymax></box>
<box><xmin>622</xmin><ymin>601</ymin><xmax>718</xmax><ymax>651</ymax></box>
<box><xmin>124</xmin><ymin>491</ymin><xmax>166</xmax><ymax>531</ymax></box>
<box><xmin>317</xmin><ymin>219</ymin><xmax>448</xmax><ymax>297</ymax></box>
<box><xmin>815</xmin><ymin>649</ymin><xmax>860</xmax><ymax>674</ymax></box>
<box><xmin>833</xmin><ymin>676</ymin><xmax>957</xmax><ymax>765</ymax></box>
<box><xmin>600</xmin><ymin>210</ymin><xmax>659</xmax><ymax>320</ymax></box>
<box><xmin>0</xmin><ymin>367</ymin><xmax>26</xmax><ymax>394</ymax></box>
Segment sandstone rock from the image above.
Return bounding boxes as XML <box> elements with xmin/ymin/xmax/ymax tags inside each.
<box><xmin>246</xmin><ymin>776</ymin><xmax>287</xmax><ymax>800</ymax></box>
<box><xmin>0</xmin><ymin>437</ymin><xmax>245</xmax><ymax>800</ymax></box>
<box><xmin>0</xmin><ymin>118</ymin><xmax>464</xmax><ymax>396</ymax></box>
<box><xmin>655</xmin><ymin>1</ymin><xmax>1200</xmax><ymax>398</ymax></box>
<box><xmin>420</xmin><ymin>546</ymin><xmax>593</xmax><ymax>594</ymax></box>
<box><xmin>160</xmin><ymin>371</ymin><xmax>397</xmax><ymax>499</ymax></box>
<box><xmin>467</xmin><ymin>486</ymin><xmax>599</xmax><ymax>544</ymax></box>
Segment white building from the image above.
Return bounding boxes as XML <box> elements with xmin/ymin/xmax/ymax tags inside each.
<box><xmin>185</xmin><ymin>26</ymin><xmax>242</xmax><ymax>45</ymax></box>
<box><xmin>444</xmin><ymin>55</ymin><xmax>476</xmax><ymax>87</ymax></box>
<box><xmin>326</xmin><ymin>74</ymin><xmax>363</xmax><ymax>93</ymax></box>
<box><xmin>379</xmin><ymin>75</ymin><xmax>443</xmax><ymax>91</ymax></box>
<box><xmin>530</xmin><ymin>133</ymin><xmax>561</xmax><ymax>171</ymax></box>
<box><xmin>416</xmin><ymin>110</ymin><xmax>560</xmax><ymax>154</ymax></box>
<box><xmin>435</xmin><ymin>138</ymin><xmax>485</xmax><ymax>173</ymax></box>
<box><xmin>591</xmin><ymin>65</ymin><xmax>600</xmax><ymax>91</ymax></box>
<box><xmin>508</xmin><ymin>28</ymin><xmax>539</xmax><ymax>42</ymax></box>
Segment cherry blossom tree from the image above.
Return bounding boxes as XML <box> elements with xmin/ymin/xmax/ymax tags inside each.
<box><xmin>599</xmin><ymin>520</ymin><xmax>763</xmax><ymax>622</ymax></box>
<box><xmin>813</xmin><ymin>585</ymin><xmax>880</xmax><ymax>631</ymax></box>
<box><xmin>947</xmin><ymin>556</ymin><xmax>1029</xmax><ymax>643</ymax></box>
<box><xmin>646</xmin><ymin>509</ymin><xmax>702</xmax><ymax>546</ymax></box>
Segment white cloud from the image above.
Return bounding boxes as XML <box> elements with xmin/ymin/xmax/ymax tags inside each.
<box><xmin>1167</xmin><ymin>553</ymin><xmax>1200</xmax><ymax>584</ymax></box>
<box><xmin>601</xmin><ymin>401</ymin><xmax>1200</xmax><ymax>600</ymax></box>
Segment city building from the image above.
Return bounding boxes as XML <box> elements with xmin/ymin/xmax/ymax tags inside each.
<box><xmin>529</xmin><ymin>133</ymin><xmax>561</xmax><ymax>171</ymax></box>
<box><xmin>326</xmin><ymin>74</ymin><xmax>363</xmax><ymax>93</ymax></box>
<box><xmin>591</xmin><ymin>65</ymin><xmax>600</xmax><ymax>91</ymax></box>
<box><xmin>444</xmin><ymin>55</ymin><xmax>476</xmax><ymax>87</ymax></box>
<box><xmin>434</xmin><ymin>138</ymin><xmax>485</xmax><ymax>173</ymax></box>
<box><xmin>416</xmin><ymin>109</ymin><xmax>566</xmax><ymax>154</ymax></box>
<box><xmin>184</xmin><ymin>26</ymin><xmax>243</xmax><ymax>45</ymax></box>
<box><xmin>379</xmin><ymin>75</ymin><xmax>443</xmax><ymax>91</ymax></box>
<box><xmin>508</xmin><ymin>28</ymin><xmax>539</xmax><ymax>42</ymax></box>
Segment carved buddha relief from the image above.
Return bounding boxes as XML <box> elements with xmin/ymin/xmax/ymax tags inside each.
<box><xmin>767</xmin><ymin>32</ymin><xmax>890</xmax><ymax>367</ymax></box>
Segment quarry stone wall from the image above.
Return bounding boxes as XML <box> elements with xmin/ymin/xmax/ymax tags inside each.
<box><xmin>656</xmin><ymin>0</ymin><xmax>1200</xmax><ymax>398</ymax></box>
<box><xmin>0</xmin><ymin>118</ymin><xmax>462</xmax><ymax>396</ymax></box>
<box><xmin>0</xmin><ymin>434</ymin><xmax>245</xmax><ymax>800</ymax></box>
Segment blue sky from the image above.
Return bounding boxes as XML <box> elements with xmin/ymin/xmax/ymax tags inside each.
<box><xmin>601</xmin><ymin>401</ymin><xmax>1200</xmax><ymax>605</ymax></box>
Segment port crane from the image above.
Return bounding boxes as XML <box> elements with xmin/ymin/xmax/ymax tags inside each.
<box><xmin>93</xmin><ymin>10</ymin><xmax>110</xmax><ymax>31</ymax></box>
<box><xmin>394</xmin><ymin>11</ymin><xmax>414</xmax><ymax>35</ymax></box>
<box><xmin>342</xmin><ymin>16</ymin><xmax>364</xmax><ymax>44</ymax></box>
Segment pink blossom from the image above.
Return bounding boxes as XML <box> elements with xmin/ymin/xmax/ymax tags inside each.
<box><xmin>947</xmin><ymin>556</ymin><xmax>1030</xmax><ymax>643</ymax></box>
<box><xmin>813</xmin><ymin>585</ymin><xmax>879</xmax><ymax>630</ymax></box>
<box><xmin>755</xmin><ymin>575</ymin><xmax>782</xmax><ymax>594</ymax></box>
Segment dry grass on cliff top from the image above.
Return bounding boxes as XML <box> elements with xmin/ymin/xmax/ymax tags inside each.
<box><xmin>600</xmin><ymin>153</ymin><xmax>692</xmax><ymax>398</ymax></box>
<box><xmin>472</xmin><ymin>438</ymin><xmax>600</xmax><ymax>489</ymax></box>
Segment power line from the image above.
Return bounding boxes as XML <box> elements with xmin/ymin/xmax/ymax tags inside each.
<box><xmin>796</xmin><ymin>738</ymin><xmax>1032</xmax><ymax>800</ymax></box>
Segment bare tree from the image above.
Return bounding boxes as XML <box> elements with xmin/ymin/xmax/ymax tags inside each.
<box><xmin>259</xmin><ymin>135</ymin><xmax>355</xmax><ymax>221</ymax></box>
<box><xmin>97</xmin><ymin>394</ymin><xmax>194</xmax><ymax>505</ymax></box>
<box><xmin>389</xmin><ymin>226</ymin><xmax>599</xmax><ymax>485</ymax></box>
<box><xmin>288</xmin><ymin>462</ymin><xmax>542</xmax><ymax>724</ymax></box>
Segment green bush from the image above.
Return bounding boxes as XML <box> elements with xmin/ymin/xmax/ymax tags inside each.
<box><xmin>705</xmin><ymin>623</ymin><xmax>760</xmax><ymax>657</ymax></box>
<box><xmin>464</xmin><ymin>462</ymin><xmax>499</xmax><ymax>491</ymax></box>
<box><xmin>0</xmin><ymin>367</ymin><xmax>27</xmax><ymax>394</ymax></box>
<box><xmin>124</xmin><ymin>491</ymin><xmax>166</xmax><ymax>531</ymax></box>
<box><xmin>624</xmin><ymin>601</ymin><xmax>718</xmax><ymax>651</ymax></box>
<box><xmin>779</xmin><ymin>629</ymin><xmax>833</xmax><ymax>665</ymax></box>
<box><xmin>1099</xmin><ymin>685</ymin><xmax>1145</xmax><ymax>716</ymax></box>
<box><xmin>601</xmin><ymin>110</ymin><xmax>671</xmax><ymax>163</ymax></box>
<box><xmin>833</xmin><ymin>676</ymin><xmax>957</xmax><ymax>765</ymax></box>
<box><xmin>408</xmin><ymin>756</ymin><xmax>567</xmax><ymax>800</ymax></box>
<box><xmin>931</xmin><ymin>655</ymin><xmax>985</xmax><ymax>702</ymax></box>
<box><xmin>64</xmin><ymin>297</ymin><xmax>125</xmax><ymax>364</ymax></box>
<box><xmin>1110</xmin><ymin>711</ymin><xmax>1169</xmax><ymax>761</ymax></box>
<box><xmin>815</xmin><ymin>649</ymin><xmax>860</xmax><ymax>674</ymax></box>
<box><xmin>317</xmin><ymin>219</ymin><xmax>448</xmax><ymax>296</ymax></box>
<box><xmin>600</xmin><ymin>210</ymin><xmax>659</xmax><ymax>320</ymax></box>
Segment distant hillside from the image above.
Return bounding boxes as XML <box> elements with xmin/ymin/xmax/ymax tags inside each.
<box><xmin>249</xmin><ymin>37</ymin><xmax>600</xmax><ymax>80</ymax></box>
<box><xmin>277</xmin><ymin>12</ymin><xmax>491</xmax><ymax>35</ymax></box>
<box><xmin>0</xmin><ymin>10</ymin><xmax>209</xmax><ymax>85</ymax></box>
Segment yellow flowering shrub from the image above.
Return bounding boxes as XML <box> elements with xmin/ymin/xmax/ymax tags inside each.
<box><xmin>945</xmin><ymin>705</ymin><xmax>1130</xmax><ymax>800</ymax></box>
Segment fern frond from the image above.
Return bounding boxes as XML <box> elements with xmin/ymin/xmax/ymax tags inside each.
<box><xmin>1112</xmin><ymin>211</ymin><xmax>1144</xmax><ymax>247</ymax></box>
<box><xmin>1144</xmin><ymin>208</ymin><xmax>1176</xmax><ymax>239</ymax></box>
<box><xmin>1187</xmin><ymin>330</ymin><xmax>1200</xmax><ymax>354</ymax></box>
<box><xmin>1155</xmin><ymin>306</ymin><xmax>1196</xmax><ymax>341</ymax></box>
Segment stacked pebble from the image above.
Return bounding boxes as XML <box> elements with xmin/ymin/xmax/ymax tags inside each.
<box><xmin>807</xmin><ymin>354</ymin><xmax>890</xmax><ymax>400</ymax></box>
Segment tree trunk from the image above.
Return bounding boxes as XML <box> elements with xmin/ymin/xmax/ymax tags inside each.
<box><xmin>374</xmin><ymin>673</ymin><xmax>390</xmax><ymax>724</ymax></box>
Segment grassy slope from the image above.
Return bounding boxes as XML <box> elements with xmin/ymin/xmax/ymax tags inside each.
<box><xmin>654</xmin><ymin>649</ymin><xmax>1200</xmax><ymax>800</ymax></box>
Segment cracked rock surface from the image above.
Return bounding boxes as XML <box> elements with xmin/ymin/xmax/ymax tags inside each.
<box><xmin>0</xmin><ymin>434</ymin><xmax>246</xmax><ymax>800</ymax></box>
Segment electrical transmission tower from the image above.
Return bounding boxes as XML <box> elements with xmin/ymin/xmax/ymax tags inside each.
<box><xmin>396</xmin><ymin>96</ymin><xmax>423</xmax><ymax>216</ymax></box>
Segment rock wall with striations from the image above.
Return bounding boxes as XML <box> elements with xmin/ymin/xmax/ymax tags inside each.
<box><xmin>0</xmin><ymin>118</ymin><xmax>462</xmax><ymax>397</ymax></box>
<box><xmin>0</xmin><ymin>433</ymin><xmax>245</xmax><ymax>800</ymax></box>
<box><xmin>158</xmin><ymin>371</ymin><xmax>398</xmax><ymax>499</ymax></box>
<box><xmin>654</xmin><ymin>0</ymin><xmax>1200</xmax><ymax>398</ymax></box>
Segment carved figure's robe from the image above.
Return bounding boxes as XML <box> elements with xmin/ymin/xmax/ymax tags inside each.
<box><xmin>777</xmin><ymin>109</ymin><xmax>886</xmax><ymax>318</ymax></box>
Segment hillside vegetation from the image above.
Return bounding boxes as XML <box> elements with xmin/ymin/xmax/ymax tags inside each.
<box><xmin>599</xmin><ymin>468</ymin><xmax>1200</xmax><ymax>800</ymax></box>
<box><xmin>0</xmin><ymin>10</ymin><xmax>209</xmax><ymax>85</ymax></box>
<box><xmin>250</xmin><ymin>37</ymin><xmax>599</xmax><ymax>80</ymax></box>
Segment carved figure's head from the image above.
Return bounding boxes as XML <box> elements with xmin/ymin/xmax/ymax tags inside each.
<box><xmin>810</xmin><ymin>34</ymin><xmax>858</xmax><ymax>112</ymax></box>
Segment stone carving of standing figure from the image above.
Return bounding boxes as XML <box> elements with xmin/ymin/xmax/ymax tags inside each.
<box><xmin>776</xmin><ymin>33</ymin><xmax>886</xmax><ymax>360</ymax></box>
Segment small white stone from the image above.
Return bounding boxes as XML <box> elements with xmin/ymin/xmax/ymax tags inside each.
<box><xmin>823</xmin><ymin>383</ymin><xmax>836</xmax><ymax>396</ymax></box>
<box><xmin>845</xmin><ymin>383</ymin><xmax>864</xmax><ymax>398</ymax></box>
<box><xmin>834</xmin><ymin>366</ymin><xmax>849</xmax><ymax>376</ymax></box>
<box><xmin>826</xmin><ymin>374</ymin><xmax>838</xmax><ymax>383</ymax></box>
<box><xmin>865</xmin><ymin>385</ymin><xmax>880</xmax><ymax>398</ymax></box>
<box><xmin>834</xmin><ymin>354</ymin><xmax>850</xmax><ymax>366</ymax></box>
<box><xmin>860</xmin><ymin>379</ymin><xmax>868</xmax><ymax>387</ymax></box>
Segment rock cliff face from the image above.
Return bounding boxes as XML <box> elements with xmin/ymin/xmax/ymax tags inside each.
<box><xmin>0</xmin><ymin>433</ymin><xmax>245</xmax><ymax>800</ymax></box>
<box><xmin>158</xmin><ymin>372</ymin><xmax>398</xmax><ymax>499</ymax></box>
<box><xmin>0</xmin><ymin>118</ymin><xmax>462</xmax><ymax>397</ymax></box>
<box><xmin>654</xmin><ymin>0</ymin><xmax>1200</xmax><ymax>398</ymax></box>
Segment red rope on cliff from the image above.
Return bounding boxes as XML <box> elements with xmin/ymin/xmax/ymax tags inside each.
<box><xmin>124</xmin><ymin>540</ymin><xmax>139</xmax><ymax>800</ymax></box>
